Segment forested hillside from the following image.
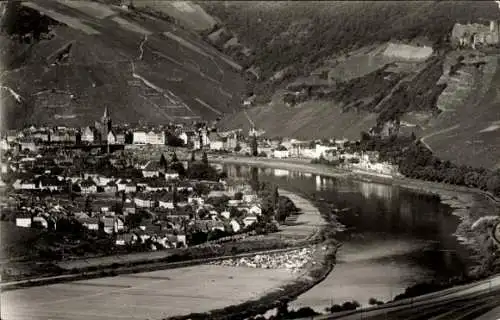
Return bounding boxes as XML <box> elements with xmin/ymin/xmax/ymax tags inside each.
<box><xmin>200</xmin><ymin>1</ymin><xmax>500</xmax><ymax>102</ymax></box>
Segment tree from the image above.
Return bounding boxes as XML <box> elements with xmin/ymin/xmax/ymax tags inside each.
<box><xmin>191</xmin><ymin>151</ymin><xmax>196</xmax><ymax>162</ymax></box>
<box><xmin>194</xmin><ymin>182</ymin><xmax>210</xmax><ymax>196</ymax></box>
<box><xmin>166</xmin><ymin>134</ymin><xmax>184</xmax><ymax>147</ymax></box>
<box><xmin>369</xmin><ymin>297</ymin><xmax>384</xmax><ymax>306</ymax></box>
<box><xmin>486</xmin><ymin>174</ymin><xmax>500</xmax><ymax>195</ymax></box>
<box><xmin>170</xmin><ymin>162</ymin><xmax>186</xmax><ymax>177</ymax></box>
<box><xmin>272</xmin><ymin>186</ymin><xmax>279</xmax><ymax>208</ymax></box>
<box><xmin>173</xmin><ymin>184</ymin><xmax>178</xmax><ymax>207</ymax></box>
<box><xmin>159</xmin><ymin>153</ymin><xmax>168</xmax><ymax>170</ymax></box>
<box><xmin>171</xmin><ymin>151</ymin><xmax>178</xmax><ymax>163</ymax></box>
<box><xmin>202</xmin><ymin>151</ymin><xmax>209</xmax><ymax>165</ymax></box>
<box><xmin>251</xmin><ymin>135</ymin><xmax>258</xmax><ymax>157</ymax></box>
<box><xmin>234</xmin><ymin>191</ymin><xmax>243</xmax><ymax>200</ymax></box>
<box><xmin>84</xmin><ymin>196</ymin><xmax>92</xmax><ymax>213</ymax></box>
<box><xmin>230</xmin><ymin>207</ymin><xmax>242</xmax><ymax>218</ymax></box>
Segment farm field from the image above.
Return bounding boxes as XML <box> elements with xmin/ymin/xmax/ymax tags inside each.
<box><xmin>1</xmin><ymin>265</ymin><xmax>294</xmax><ymax>320</ymax></box>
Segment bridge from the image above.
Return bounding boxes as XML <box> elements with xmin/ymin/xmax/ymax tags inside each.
<box><xmin>304</xmin><ymin>274</ymin><xmax>500</xmax><ymax>320</ymax></box>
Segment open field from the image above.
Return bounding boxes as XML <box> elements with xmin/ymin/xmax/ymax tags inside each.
<box><xmin>1</xmin><ymin>265</ymin><xmax>294</xmax><ymax>320</ymax></box>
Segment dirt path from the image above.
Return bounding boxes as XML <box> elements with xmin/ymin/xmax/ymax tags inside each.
<box><xmin>420</xmin><ymin>124</ymin><xmax>460</xmax><ymax>152</ymax></box>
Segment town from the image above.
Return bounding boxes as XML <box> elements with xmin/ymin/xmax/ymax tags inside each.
<box><xmin>2</xmin><ymin>107</ymin><xmax>386</xmax><ymax>278</ymax></box>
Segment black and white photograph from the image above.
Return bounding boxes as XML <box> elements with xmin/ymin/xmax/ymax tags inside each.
<box><xmin>1</xmin><ymin>1</ymin><xmax>500</xmax><ymax>319</ymax></box>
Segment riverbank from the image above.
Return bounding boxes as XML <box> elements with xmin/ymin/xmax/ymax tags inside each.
<box><xmin>214</xmin><ymin>156</ymin><xmax>500</xmax><ymax>278</ymax></box>
<box><xmin>165</xmin><ymin>187</ymin><xmax>338</xmax><ymax>320</ymax></box>
<box><xmin>212</xmin><ymin>156</ymin><xmax>500</xmax><ymax>205</ymax></box>
<box><xmin>166</xmin><ymin>244</ymin><xmax>337</xmax><ymax>320</ymax></box>
<box><xmin>1</xmin><ymin>187</ymin><xmax>338</xmax><ymax>320</ymax></box>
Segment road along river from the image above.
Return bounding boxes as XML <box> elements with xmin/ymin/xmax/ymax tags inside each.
<box><xmin>222</xmin><ymin>163</ymin><xmax>492</xmax><ymax>313</ymax></box>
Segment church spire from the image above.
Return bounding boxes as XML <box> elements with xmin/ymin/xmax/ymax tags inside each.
<box><xmin>102</xmin><ymin>106</ymin><xmax>109</xmax><ymax>121</ymax></box>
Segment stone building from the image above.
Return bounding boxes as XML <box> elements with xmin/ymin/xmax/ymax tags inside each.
<box><xmin>451</xmin><ymin>20</ymin><xmax>500</xmax><ymax>49</ymax></box>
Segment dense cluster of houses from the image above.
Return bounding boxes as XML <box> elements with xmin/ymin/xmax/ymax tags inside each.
<box><xmin>8</xmin><ymin>175</ymin><xmax>266</xmax><ymax>249</ymax></box>
<box><xmin>1</xmin><ymin>131</ymin><xmax>269</xmax><ymax>251</ymax></box>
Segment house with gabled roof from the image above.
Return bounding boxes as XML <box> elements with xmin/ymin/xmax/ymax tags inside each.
<box><xmin>209</xmin><ymin>132</ymin><xmax>225</xmax><ymax>150</ymax></box>
<box><xmin>145</xmin><ymin>179</ymin><xmax>169</xmax><ymax>192</ymax></box>
<box><xmin>82</xmin><ymin>126</ymin><xmax>97</xmax><ymax>144</ymax></box>
<box><xmin>116</xmin><ymin>233</ymin><xmax>134</xmax><ymax>246</ymax></box>
<box><xmin>13</xmin><ymin>179</ymin><xmax>38</xmax><ymax>190</ymax></box>
<box><xmin>230</xmin><ymin>219</ymin><xmax>241</xmax><ymax>233</ymax></box>
<box><xmin>125</xmin><ymin>182</ymin><xmax>137</xmax><ymax>193</ymax></box>
<box><xmin>39</xmin><ymin>175</ymin><xmax>66</xmax><ymax>191</ymax></box>
<box><xmin>80</xmin><ymin>179</ymin><xmax>97</xmax><ymax>194</ymax></box>
<box><xmin>248</xmin><ymin>205</ymin><xmax>262</xmax><ymax>216</ymax></box>
<box><xmin>107</xmin><ymin>130</ymin><xmax>117</xmax><ymax>145</ymax></box>
<box><xmin>80</xmin><ymin>217</ymin><xmax>100</xmax><ymax>231</ymax></box>
<box><xmin>116</xmin><ymin>178</ymin><xmax>128</xmax><ymax>192</ymax></box>
<box><xmin>134</xmin><ymin>193</ymin><xmax>156</xmax><ymax>208</ymax></box>
<box><xmin>105</xmin><ymin>181</ymin><xmax>118</xmax><ymax>193</ymax></box>
<box><xmin>101</xmin><ymin>215</ymin><xmax>125</xmax><ymax>234</ymax></box>
<box><xmin>165</xmin><ymin>169</ymin><xmax>179</xmax><ymax>181</ymax></box>
<box><xmin>123</xmin><ymin>202</ymin><xmax>136</xmax><ymax>215</ymax></box>
<box><xmin>158</xmin><ymin>193</ymin><xmax>175</xmax><ymax>209</ymax></box>
<box><xmin>243</xmin><ymin>214</ymin><xmax>258</xmax><ymax>227</ymax></box>
<box><xmin>142</xmin><ymin>160</ymin><xmax>163</xmax><ymax>178</ymax></box>
<box><xmin>177</xmin><ymin>180</ymin><xmax>193</xmax><ymax>192</ymax></box>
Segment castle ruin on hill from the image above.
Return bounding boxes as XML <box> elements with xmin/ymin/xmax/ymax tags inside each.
<box><xmin>451</xmin><ymin>20</ymin><xmax>500</xmax><ymax>49</ymax></box>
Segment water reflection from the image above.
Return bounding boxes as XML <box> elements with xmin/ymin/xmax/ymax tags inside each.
<box><xmin>358</xmin><ymin>181</ymin><xmax>394</xmax><ymax>200</ymax></box>
<box><xmin>273</xmin><ymin>169</ymin><xmax>290</xmax><ymax>177</ymax></box>
<box><xmin>223</xmin><ymin>164</ymin><xmax>470</xmax><ymax>311</ymax></box>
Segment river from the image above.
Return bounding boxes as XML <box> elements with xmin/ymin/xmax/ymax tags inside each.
<box><xmin>223</xmin><ymin>164</ymin><xmax>472</xmax><ymax>313</ymax></box>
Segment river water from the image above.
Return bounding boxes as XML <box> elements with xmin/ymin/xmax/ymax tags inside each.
<box><xmin>223</xmin><ymin>164</ymin><xmax>472</xmax><ymax>312</ymax></box>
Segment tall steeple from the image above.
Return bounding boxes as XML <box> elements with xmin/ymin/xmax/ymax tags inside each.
<box><xmin>102</xmin><ymin>106</ymin><xmax>109</xmax><ymax>120</ymax></box>
<box><xmin>101</xmin><ymin>106</ymin><xmax>112</xmax><ymax>133</ymax></box>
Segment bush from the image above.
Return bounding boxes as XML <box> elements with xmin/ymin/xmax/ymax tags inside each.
<box><xmin>327</xmin><ymin>300</ymin><xmax>360</xmax><ymax>313</ymax></box>
<box><xmin>368</xmin><ymin>297</ymin><xmax>384</xmax><ymax>305</ymax></box>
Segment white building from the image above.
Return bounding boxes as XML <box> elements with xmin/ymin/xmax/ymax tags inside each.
<box><xmin>243</xmin><ymin>215</ymin><xmax>258</xmax><ymax>227</ymax></box>
<box><xmin>134</xmin><ymin>196</ymin><xmax>155</xmax><ymax>208</ymax></box>
<box><xmin>82</xmin><ymin>126</ymin><xmax>95</xmax><ymax>144</ymax></box>
<box><xmin>165</xmin><ymin>170</ymin><xmax>180</xmax><ymax>181</ymax></box>
<box><xmin>107</xmin><ymin>131</ymin><xmax>117</xmax><ymax>144</ymax></box>
<box><xmin>220</xmin><ymin>210</ymin><xmax>231</xmax><ymax>219</ymax></box>
<box><xmin>16</xmin><ymin>216</ymin><xmax>32</xmax><ymax>228</ymax></box>
<box><xmin>230</xmin><ymin>219</ymin><xmax>241</xmax><ymax>232</ymax></box>
<box><xmin>33</xmin><ymin>216</ymin><xmax>49</xmax><ymax>229</ymax></box>
<box><xmin>158</xmin><ymin>195</ymin><xmax>174</xmax><ymax>209</ymax></box>
<box><xmin>133</xmin><ymin>130</ymin><xmax>165</xmax><ymax>145</ymax></box>
<box><xmin>248</xmin><ymin>205</ymin><xmax>262</xmax><ymax>216</ymax></box>
<box><xmin>273</xmin><ymin>146</ymin><xmax>289</xmax><ymax>159</ymax></box>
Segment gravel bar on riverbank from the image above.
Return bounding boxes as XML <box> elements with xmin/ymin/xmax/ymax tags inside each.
<box><xmin>166</xmin><ymin>186</ymin><xmax>338</xmax><ymax>320</ymax></box>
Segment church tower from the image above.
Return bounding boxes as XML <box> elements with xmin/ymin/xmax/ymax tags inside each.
<box><xmin>101</xmin><ymin>107</ymin><xmax>112</xmax><ymax>142</ymax></box>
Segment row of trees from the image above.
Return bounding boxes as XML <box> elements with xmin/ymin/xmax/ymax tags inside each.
<box><xmin>354</xmin><ymin>134</ymin><xmax>500</xmax><ymax>197</ymax></box>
